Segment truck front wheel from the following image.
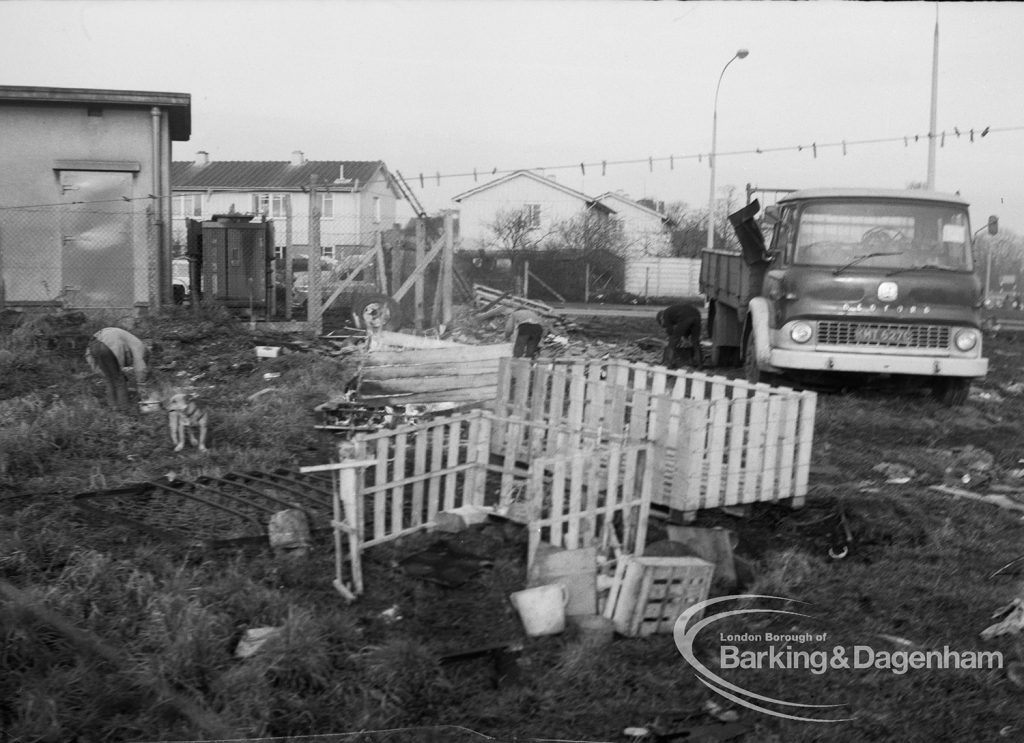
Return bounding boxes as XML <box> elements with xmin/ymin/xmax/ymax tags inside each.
<box><xmin>744</xmin><ymin>331</ymin><xmax>775</xmax><ymax>386</ymax></box>
<box><xmin>931</xmin><ymin>377</ymin><xmax>971</xmax><ymax>407</ymax></box>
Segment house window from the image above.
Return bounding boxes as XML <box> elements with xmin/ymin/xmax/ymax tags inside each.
<box><xmin>525</xmin><ymin>203</ymin><xmax>541</xmax><ymax>229</ymax></box>
<box><xmin>373</xmin><ymin>196</ymin><xmax>381</xmax><ymax>224</ymax></box>
<box><xmin>273</xmin><ymin>246</ymin><xmax>284</xmax><ymax>261</ymax></box>
<box><xmin>320</xmin><ymin>193</ymin><xmax>334</xmax><ymax>219</ymax></box>
<box><xmin>253</xmin><ymin>193</ymin><xmax>288</xmax><ymax>218</ymax></box>
<box><xmin>321</xmin><ymin>245</ymin><xmax>335</xmax><ymax>260</ymax></box>
<box><xmin>175</xmin><ymin>194</ymin><xmax>202</xmax><ymax>218</ymax></box>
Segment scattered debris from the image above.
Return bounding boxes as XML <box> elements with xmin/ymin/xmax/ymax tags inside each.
<box><xmin>990</xmin><ymin>555</ymin><xmax>1024</xmax><ymax>579</ymax></box>
<box><xmin>433</xmin><ymin>505</ymin><xmax>495</xmax><ymax>533</ymax></box>
<box><xmin>398</xmin><ymin>541</ymin><xmax>493</xmax><ymax>588</ymax></box>
<box><xmin>235</xmin><ymin>627</ymin><xmax>282</xmax><ymax>658</ymax></box>
<box><xmin>379</xmin><ymin>605</ymin><xmax>402</xmax><ymax>624</ymax></box>
<box><xmin>703</xmin><ymin>699</ymin><xmax>740</xmax><ymax>723</ymax></box>
<box><xmin>568</xmin><ymin>613</ymin><xmax>615</xmax><ymax>647</ymax></box>
<box><xmin>665</xmin><ymin>526</ymin><xmax>738</xmax><ymax>589</ymax></box>
<box><xmin>268</xmin><ymin>509</ymin><xmax>312</xmax><ymax>558</ymax></box>
<box><xmin>872</xmin><ymin>461</ymin><xmax>917</xmax><ymax>484</ymax></box>
<box><xmin>930</xmin><ymin>485</ymin><xmax>1024</xmax><ymax>517</ymax></box>
<box><xmin>254</xmin><ymin>345</ymin><xmax>282</xmax><ymax>358</ymax></box>
<box><xmin>981</xmin><ymin>598</ymin><xmax>1024</xmax><ymax>640</ymax></box>
<box><xmin>528</xmin><ymin>545</ymin><xmax>599</xmax><ymax>617</ymax></box>
<box><xmin>943</xmin><ymin>445</ymin><xmax>996</xmax><ymax>490</ymax></box>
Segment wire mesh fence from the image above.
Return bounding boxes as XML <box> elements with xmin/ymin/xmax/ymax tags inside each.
<box><xmin>1</xmin><ymin>200</ymin><xmax>153</xmax><ymax>310</ymax></box>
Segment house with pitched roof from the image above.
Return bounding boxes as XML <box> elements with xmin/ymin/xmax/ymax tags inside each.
<box><xmin>170</xmin><ymin>151</ymin><xmax>402</xmax><ymax>261</ymax></box>
<box><xmin>594</xmin><ymin>191</ymin><xmax>676</xmax><ymax>258</ymax></box>
<box><xmin>452</xmin><ymin>170</ymin><xmax>615</xmax><ymax>252</ymax></box>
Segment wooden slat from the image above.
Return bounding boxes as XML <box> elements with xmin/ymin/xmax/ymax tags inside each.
<box><xmin>443</xmin><ymin>418</ymin><xmax>462</xmax><ymax>511</ymax></box>
<box><xmin>776</xmin><ymin>396</ymin><xmax>799</xmax><ymax>501</ymax></box>
<box><xmin>723</xmin><ymin>398</ymin><xmax>747</xmax><ymax>506</ymax></box>
<box><xmin>356</xmin><ymin>386</ymin><xmax>498</xmax><ymax>406</ymax></box>
<box><xmin>411</xmin><ymin>425</ymin><xmax>428</xmax><ymax>524</ymax></box>
<box><xmin>761</xmin><ymin>395</ymin><xmax>783</xmax><ymax>499</ymax></box>
<box><xmin>743</xmin><ymin>395</ymin><xmax>769</xmax><ymax>503</ymax></box>
<box><xmin>360</xmin><ymin>359</ymin><xmax>509</xmax><ymax>380</ymax></box>
<box><xmin>362</xmin><ymin>343</ymin><xmax>512</xmax><ymax>366</ymax></box>
<box><xmin>793</xmin><ymin>393</ymin><xmax>817</xmax><ymax>507</ymax></box>
<box><xmin>704</xmin><ymin>399</ymin><xmax>729</xmax><ymax>511</ymax></box>
<box><xmin>392</xmin><ymin>431</ymin><xmax>408</xmax><ymax>532</ymax></box>
<box><xmin>428</xmin><ymin>424</ymin><xmax>444</xmax><ymax>518</ymax></box>
<box><xmin>373</xmin><ymin>438</ymin><xmax>388</xmax><ymax>542</ymax></box>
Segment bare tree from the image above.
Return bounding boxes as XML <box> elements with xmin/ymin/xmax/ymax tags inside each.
<box><xmin>484</xmin><ymin>207</ymin><xmax>549</xmax><ymax>255</ymax></box>
<box><xmin>550</xmin><ymin>208</ymin><xmax>625</xmax><ymax>259</ymax></box>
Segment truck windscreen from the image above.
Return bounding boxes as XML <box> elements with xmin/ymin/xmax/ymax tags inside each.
<box><xmin>794</xmin><ymin>201</ymin><xmax>972</xmax><ymax>272</ymax></box>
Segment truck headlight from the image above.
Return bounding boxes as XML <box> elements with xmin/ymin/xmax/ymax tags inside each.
<box><xmin>790</xmin><ymin>322</ymin><xmax>813</xmax><ymax>344</ymax></box>
<box><xmin>954</xmin><ymin>329</ymin><xmax>979</xmax><ymax>352</ymax></box>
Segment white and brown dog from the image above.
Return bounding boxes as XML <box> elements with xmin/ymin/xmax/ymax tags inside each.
<box><xmin>166</xmin><ymin>392</ymin><xmax>210</xmax><ymax>452</ymax></box>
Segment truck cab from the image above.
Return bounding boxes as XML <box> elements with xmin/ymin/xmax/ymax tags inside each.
<box><xmin>701</xmin><ymin>188</ymin><xmax>996</xmax><ymax>405</ymax></box>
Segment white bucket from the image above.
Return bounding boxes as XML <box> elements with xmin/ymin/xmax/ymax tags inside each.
<box><xmin>510</xmin><ymin>583</ymin><xmax>568</xmax><ymax>637</ymax></box>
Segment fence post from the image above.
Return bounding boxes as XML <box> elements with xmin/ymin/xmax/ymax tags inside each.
<box><xmin>284</xmin><ymin>195</ymin><xmax>293</xmax><ymax>320</ymax></box>
<box><xmin>374</xmin><ymin>231</ymin><xmax>388</xmax><ymax>295</ymax></box>
<box><xmin>442</xmin><ymin>211</ymin><xmax>454</xmax><ymax>325</ymax></box>
<box><xmin>584</xmin><ymin>263</ymin><xmax>590</xmax><ymax>303</ymax></box>
<box><xmin>307</xmin><ymin>174</ymin><xmax>322</xmax><ymax>334</ymax></box>
<box><xmin>523</xmin><ymin>259</ymin><xmax>530</xmax><ymax>298</ymax></box>
<box><xmin>415</xmin><ymin>218</ymin><xmax>425</xmax><ymax>330</ymax></box>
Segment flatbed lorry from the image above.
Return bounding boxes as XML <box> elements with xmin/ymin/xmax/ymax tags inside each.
<box><xmin>700</xmin><ymin>188</ymin><xmax>998</xmax><ymax>406</ymax></box>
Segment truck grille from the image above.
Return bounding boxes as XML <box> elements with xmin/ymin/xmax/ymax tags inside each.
<box><xmin>816</xmin><ymin>321</ymin><xmax>950</xmax><ymax>349</ymax></box>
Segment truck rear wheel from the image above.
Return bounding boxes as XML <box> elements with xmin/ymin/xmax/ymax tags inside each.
<box><xmin>931</xmin><ymin>377</ymin><xmax>971</xmax><ymax>407</ymax></box>
<box><xmin>710</xmin><ymin>345</ymin><xmax>740</xmax><ymax>367</ymax></box>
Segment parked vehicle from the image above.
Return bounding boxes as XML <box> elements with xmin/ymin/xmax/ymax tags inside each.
<box><xmin>701</xmin><ymin>188</ymin><xmax>998</xmax><ymax>406</ymax></box>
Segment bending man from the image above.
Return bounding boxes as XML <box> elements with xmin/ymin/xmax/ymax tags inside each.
<box><xmin>85</xmin><ymin>327</ymin><xmax>151</xmax><ymax>411</ymax></box>
<box><xmin>655</xmin><ymin>304</ymin><xmax>703</xmax><ymax>370</ymax></box>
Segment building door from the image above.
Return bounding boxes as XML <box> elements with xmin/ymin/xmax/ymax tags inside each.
<box><xmin>59</xmin><ymin>170</ymin><xmax>134</xmax><ymax>309</ymax></box>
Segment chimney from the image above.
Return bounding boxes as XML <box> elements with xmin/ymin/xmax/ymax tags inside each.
<box><xmin>291</xmin><ymin>150</ymin><xmax>305</xmax><ymax>166</ymax></box>
<box><xmin>195</xmin><ymin>151</ymin><xmax>209</xmax><ymax>166</ymax></box>
<box><xmin>339</xmin><ymin>163</ymin><xmax>346</xmax><ymax>180</ymax></box>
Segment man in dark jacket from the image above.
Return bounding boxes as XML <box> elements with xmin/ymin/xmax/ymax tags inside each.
<box><xmin>656</xmin><ymin>304</ymin><xmax>703</xmax><ymax>370</ymax></box>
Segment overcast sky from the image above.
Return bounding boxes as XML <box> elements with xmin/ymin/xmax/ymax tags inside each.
<box><xmin>3</xmin><ymin>0</ymin><xmax>1023</xmax><ymax>231</ymax></box>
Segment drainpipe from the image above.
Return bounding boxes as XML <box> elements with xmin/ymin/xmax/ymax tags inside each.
<box><xmin>151</xmin><ymin>106</ymin><xmax>164</xmax><ymax>310</ymax></box>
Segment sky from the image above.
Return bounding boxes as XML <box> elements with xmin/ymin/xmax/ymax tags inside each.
<box><xmin>2</xmin><ymin>0</ymin><xmax>1023</xmax><ymax>232</ymax></box>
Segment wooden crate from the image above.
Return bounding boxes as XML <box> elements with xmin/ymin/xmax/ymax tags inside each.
<box><xmin>495</xmin><ymin>357</ymin><xmax>817</xmax><ymax>519</ymax></box>
<box><xmin>604</xmin><ymin>556</ymin><xmax>714</xmax><ymax>638</ymax></box>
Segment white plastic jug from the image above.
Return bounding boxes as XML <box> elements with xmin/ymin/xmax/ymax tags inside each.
<box><xmin>510</xmin><ymin>583</ymin><xmax>569</xmax><ymax>636</ymax></box>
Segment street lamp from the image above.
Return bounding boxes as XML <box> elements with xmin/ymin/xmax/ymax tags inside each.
<box><xmin>706</xmin><ymin>48</ymin><xmax>749</xmax><ymax>252</ymax></box>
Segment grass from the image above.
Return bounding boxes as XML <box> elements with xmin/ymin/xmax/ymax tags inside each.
<box><xmin>3</xmin><ymin>309</ymin><xmax>1024</xmax><ymax>741</ymax></box>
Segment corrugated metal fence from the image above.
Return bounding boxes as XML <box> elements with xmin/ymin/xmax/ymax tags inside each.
<box><xmin>625</xmin><ymin>257</ymin><xmax>702</xmax><ymax>299</ymax></box>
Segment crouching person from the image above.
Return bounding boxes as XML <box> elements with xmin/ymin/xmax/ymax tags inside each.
<box><xmin>85</xmin><ymin>327</ymin><xmax>152</xmax><ymax>411</ymax></box>
<box><xmin>656</xmin><ymin>303</ymin><xmax>704</xmax><ymax>370</ymax></box>
<box><xmin>505</xmin><ymin>309</ymin><xmax>545</xmax><ymax>359</ymax></box>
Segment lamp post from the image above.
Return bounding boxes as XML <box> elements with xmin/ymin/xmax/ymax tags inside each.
<box><xmin>706</xmin><ymin>48</ymin><xmax>749</xmax><ymax>252</ymax></box>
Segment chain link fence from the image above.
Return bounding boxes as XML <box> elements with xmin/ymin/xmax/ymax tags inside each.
<box><xmin>1</xmin><ymin>200</ymin><xmax>154</xmax><ymax>312</ymax></box>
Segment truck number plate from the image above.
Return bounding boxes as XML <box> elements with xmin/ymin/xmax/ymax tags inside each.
<box><xmin>854</xmin><ymin>326</ymin><xmax>913</xmax><ymax>345</ymax></box>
